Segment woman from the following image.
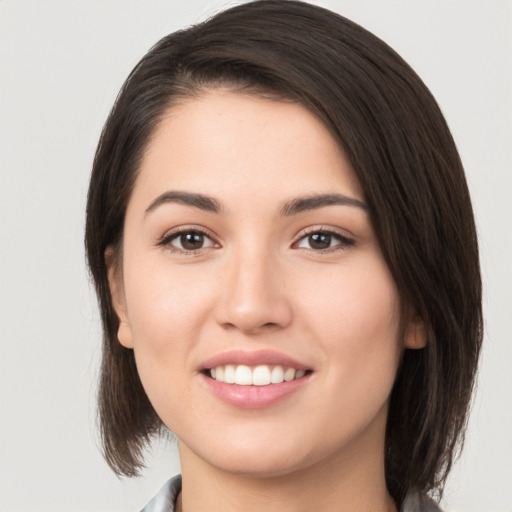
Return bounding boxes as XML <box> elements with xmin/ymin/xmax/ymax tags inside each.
<box><xmin>85</xmin><ymin>1</ymin><xmax>482</xmax><ymax>510</ymax></box>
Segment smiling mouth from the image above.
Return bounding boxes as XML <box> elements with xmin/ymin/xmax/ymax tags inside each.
<box><xmin>204</xmin><ymin>364</ymin><xmax>312</xmax><ymax>386</ymax></box>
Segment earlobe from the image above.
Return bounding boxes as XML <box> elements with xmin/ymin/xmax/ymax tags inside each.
<box><xmin>404</xmin><ymin>316</ymin><xmax>428</xmax><ymax>349</ymax></box>
<box><xmin>105</xmin><ymin>246</ymin><xmax>134</xmax><ymax>349</ymax></box>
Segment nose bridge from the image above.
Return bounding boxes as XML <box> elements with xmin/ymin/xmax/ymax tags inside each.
<box><xmin>218</xmin><ymin>238</ymin><xmax>292</xmax><ymax>333</ymax></box>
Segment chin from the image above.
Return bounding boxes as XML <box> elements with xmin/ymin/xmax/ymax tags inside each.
<box><xmin>191</xmin><ymin>429</ymin><xmax>326</xmax><ymax>479</ymax></box>
<box><xmin>208</xmin><ymin>452</ymin><xmax>309</xmax><ymax>479</ymax></box>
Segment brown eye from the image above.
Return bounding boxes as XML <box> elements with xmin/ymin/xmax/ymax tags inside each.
<box><xmin>162</xmin><ymin>229</ymin><xmax>216</xmax><ymax>252</ymax></box>
<box><xmin>296</xmin><ymin>230</ymin><xmax>354</xmax><ymax>251</ymax></box>
<box><xmin>308</xmin><ymin>233</ymin><xmax>332</xmax><ymax>250</ymax></box>
<box><xmin>180</xmin><ymin>232</ymin><xmax>205</xmax><ymax>250</ymax></box>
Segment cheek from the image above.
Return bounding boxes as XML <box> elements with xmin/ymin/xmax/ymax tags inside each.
<box><xmin>121</xmin><ymin>255</ymin><xmax>215</xmax><ymax>392</ymax></box>
<box><xmin>122</xmin><ymin>267</ymin><xmax>209</xmax><ymax>429</ymax></box>
<box><xmin>298</xmin><ymin>256</ymin><xmax>400</xmax><ymax>333</ymax></box>
<box><xmin>297</xmin><ymin>258</ymin><xmax>402</xmax><ymax>395</ymax></box>
<box><xmin>124</xmin><ymin>253</ymin><xmax>211</xmax><ymax>340</ymax></box>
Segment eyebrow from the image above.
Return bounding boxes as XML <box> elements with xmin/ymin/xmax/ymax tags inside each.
<box><xmin>280</xmin><ymin>193</ymin><xmax>368</xmax><ymax>216</ymax></box>
<box><xmin>144</xmin><ymin>190</ymin><xmax>368</xmax><ymax>217</ymax></box>
<box><xmin>145</xmin><ymin>191</ymin><xmax>222</xmax><ymax>216</ymax></box>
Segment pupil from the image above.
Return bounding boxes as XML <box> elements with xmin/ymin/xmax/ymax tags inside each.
<box><xmin>181</xmin><ymin>232</ymin><xmax>203</xmax><ymax>250</ymax></box>
<box><xmin>309</xmin><ymin>233</ymin><xmax>330</xmax><ymax>249</ymax></box>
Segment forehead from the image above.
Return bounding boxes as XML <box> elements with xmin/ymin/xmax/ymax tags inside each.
<box><xmin>133</xmin><ymin>90</ymin><xmax>364</xmax><ymax>207</ymax></box>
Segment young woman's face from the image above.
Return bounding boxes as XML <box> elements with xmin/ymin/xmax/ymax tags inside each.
<box><xmin>110</xmin><ymin>90</ymin><xmax>419</xmax><ymax>479</ymax></box>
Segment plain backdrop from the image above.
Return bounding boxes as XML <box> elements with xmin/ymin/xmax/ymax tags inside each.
<box><xmin>1</xmin><ymin>1</ymin><xmax>511</xmax><ymax>511</ymax></box>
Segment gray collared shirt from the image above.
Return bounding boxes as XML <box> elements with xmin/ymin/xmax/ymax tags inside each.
<box><xmin>140</xmin><ymin>475</ymin><xmax>443</xmax><ymax>512</ymax></box>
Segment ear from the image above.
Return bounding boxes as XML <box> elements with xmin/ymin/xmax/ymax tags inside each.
<box><xmin>105</xmin><ymin>246</ymin><xmax>134</xmax><ymax>349</ymax></box>
<box><xmin>403</xmin><ymin>314</ymin><xmax>428</xmax><ymax>350</ymax></box>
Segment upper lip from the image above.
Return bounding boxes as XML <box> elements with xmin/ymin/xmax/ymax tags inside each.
<box><xmin>201</xmin><ymin>349</ymin><xmax>311</xmax><ymax>371</ymax></box>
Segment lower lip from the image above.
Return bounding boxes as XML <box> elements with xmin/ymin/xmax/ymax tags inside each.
<box><xmin>201</xmin><ymin>374</ymin><xmax>310</xmax><ymax>409</ymax></box>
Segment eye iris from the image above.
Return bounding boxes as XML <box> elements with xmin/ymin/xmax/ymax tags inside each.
<box><xmin>181</xmin><ymin>232</ymin><xmax>204</xmax><ymax>250</ymax></box>
<box><xmin>309</xmin><ymin>233</ymin><xmax>331</xmax><ymax>249</ymax></box>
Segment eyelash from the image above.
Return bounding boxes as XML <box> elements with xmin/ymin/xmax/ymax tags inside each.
<box><xmin>157</xmin><ymin>226</ymin><xmax>355</xmax><ymax>255</ymax></box>
<box><xmin>157</xmin><ymin>226</ymin><xmax>219</xmax><ymax>255</ymax></box>
<box><xmin>293</xmin><ymin>227</ymin><xmax>355</xmax><ymax>253</ymax></box>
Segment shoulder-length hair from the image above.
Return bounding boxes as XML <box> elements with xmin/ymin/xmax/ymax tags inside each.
<box><xmin>85</xmin><ymin>0</ymin><xmax>482</xmax><ymax>504</ymax></box>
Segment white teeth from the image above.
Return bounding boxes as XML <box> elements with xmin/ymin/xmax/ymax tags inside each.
<box><xmin>224</xmin><ymin>364</ymin><xmax>236</xmax><ymax>384</ymax></box>
<box><xmin>209</xmin><ymin>364</ymin><xmax>308</xmax><ymax>385</ymax></box>
<box><xmin>270</xmin><ymin>365</ymin><xmax>284</xmax><ymax>384</ymax></box>
<box><xmin>252</xmin><ymin>365</ymin><xmax>271</xmax><ymax>386</ymax></box>
<box><xmin>283</xmin><ymin>368</ymin><xmax>296</xmax><ymax>381</ymax></box>
<box><xmin>234</xmin><ymin>365</ymin><xmax>253</xmax><ymax>385</ymax></box>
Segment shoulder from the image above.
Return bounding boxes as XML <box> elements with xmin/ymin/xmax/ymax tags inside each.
<box><xmin>140</xmin><ymin>475</ymin><xmax>182</xmax><ymax>512</ymax></box>
<box><xmin>402</xmin><ymin>491</ymin><xmax>443</xmax><ymax>512</ymax></box>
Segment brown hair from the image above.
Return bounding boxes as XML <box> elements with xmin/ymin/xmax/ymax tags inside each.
<box><xmin>85</xmin><ymin>0</ymin><xmax>482</xmax><ymax>504</ymax></box>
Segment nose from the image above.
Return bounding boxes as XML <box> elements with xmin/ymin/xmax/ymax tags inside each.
<box><xmin>215</xmin><ymin>246</ymin><xmax>293</xmax><ymax>335</ymax></box>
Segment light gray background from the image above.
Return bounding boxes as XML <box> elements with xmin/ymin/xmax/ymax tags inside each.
<box><xmin>1</xmin><ymin>1</ymin><xmax>511</xmax><ymax>511</ymax></box>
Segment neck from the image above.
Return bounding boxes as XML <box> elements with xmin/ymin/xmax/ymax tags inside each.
<box><xmin>177</xmin><ymin>409</ymin><xmax>397</xmax><ymax>512</ymax></box>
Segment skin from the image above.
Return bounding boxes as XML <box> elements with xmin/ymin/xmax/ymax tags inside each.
<box><xmin>108</xmin><ymin>90</ymin><xmax>426</xmax><ymax>512</ymax></box>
